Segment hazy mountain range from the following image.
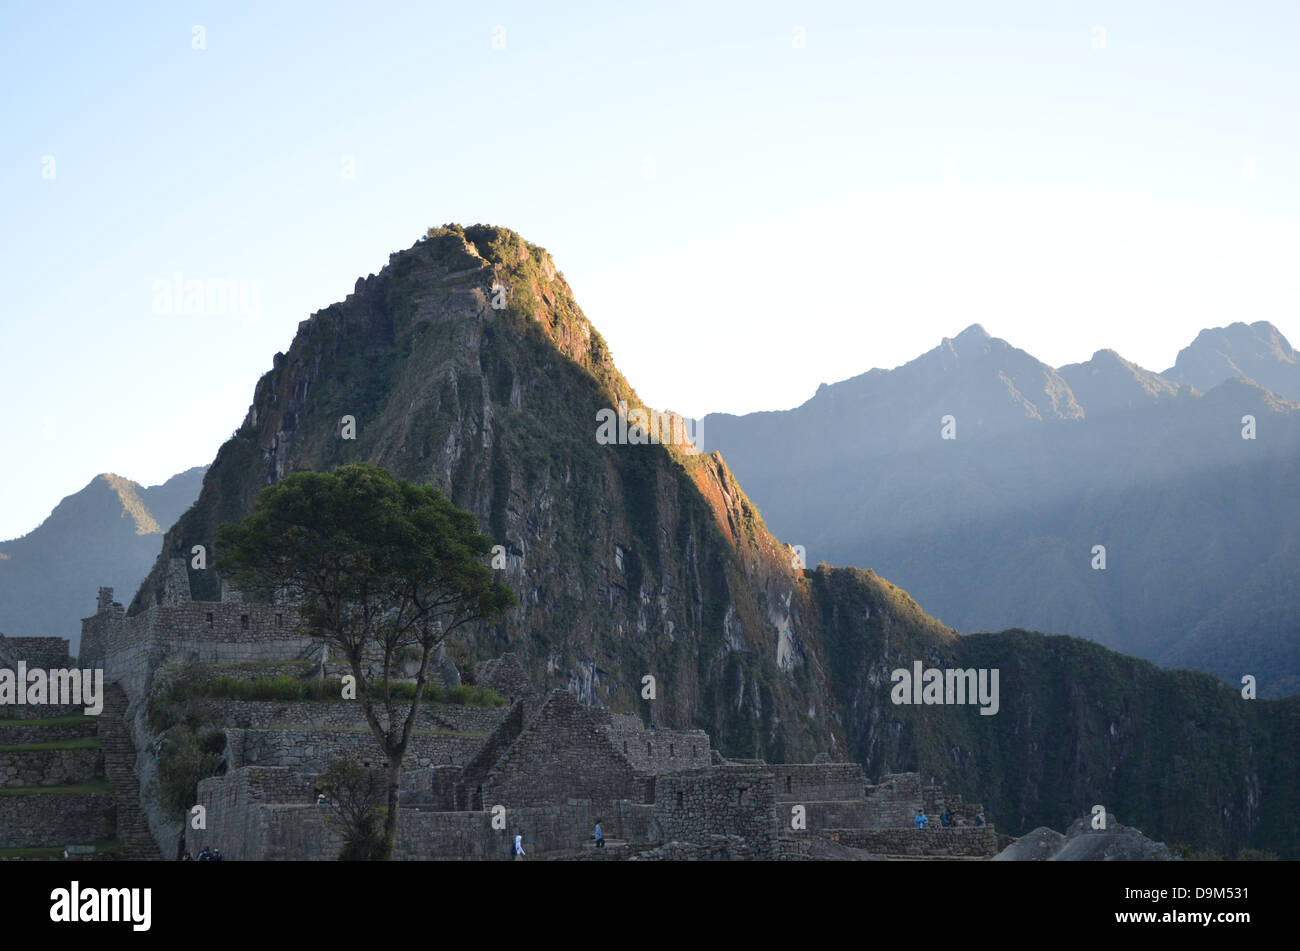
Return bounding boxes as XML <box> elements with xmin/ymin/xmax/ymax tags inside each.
<box><xmin>0</xmin><ymin>468</ymin><xmax>205</xmax><ymax>652</ymax></box>
<box><xmin>701</xmin><ymin>321</ymin><xmax>1300</xmax><ymax>697</ymax></box>
<box><xmin>121</xmin><ymin>226</ymin><xmax>1299</xmax><ymax>856</ymax></box>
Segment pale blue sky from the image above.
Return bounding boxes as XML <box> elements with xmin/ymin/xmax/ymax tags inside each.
<box><xmin>2</xmin><ymin>1</ymin><xmax>1298</xmax><ymax>539</ymax></box>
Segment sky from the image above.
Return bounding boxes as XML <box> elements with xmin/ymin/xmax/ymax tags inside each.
<box><xmin>1</xmin><ymin>1</ymin><xmax>1298</xmax><ymax>540</ymax></box>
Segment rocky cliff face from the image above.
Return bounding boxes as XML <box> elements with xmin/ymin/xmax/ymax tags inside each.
<box><xmin>129</xmin><ymin>226</ymin><xmax>1299</xmax><ymax>857</ymax></box>
<box><xmin>131</xmin><ymin>225</ymin><xmax>847</xmax><ymax>763</ymax></box>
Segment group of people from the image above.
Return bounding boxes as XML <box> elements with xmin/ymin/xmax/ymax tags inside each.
<box><xmin>914</xmin><ymin>808</ymin><xmax>985</xmax><ymax>828</ymax></box>
<box><xmin>509</xmin><ymin>820</ymin><xmax>606</xmax><ymax>860</ymax></box>
<box><xmin>182</xmin><ymin>846</ymin><xmax>225</xmax><ymax>861</ymax></box>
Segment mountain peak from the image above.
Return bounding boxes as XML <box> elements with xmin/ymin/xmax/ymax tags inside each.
<box><xmin>95</xmin><ymin>474</ymin><xmax>160</xmax><ymax>535</ymax></box>
<box><xmin>1165</xmin><ymin>321</ymin><xmax>1300</xmax><ymax>401</ymax></box>
<box><xmin>938</xmin><ymin>323</ymin><xmax>1003</xmax><ymax>361</ymax></box>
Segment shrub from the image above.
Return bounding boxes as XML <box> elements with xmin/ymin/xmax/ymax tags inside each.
<box><xmin>1235</xmin><ymin>848</ymin><xmax>1278</xmax><ymax>861</ymax></box>
<box><xmin>320</xmin><ymin>757</ymin><xmax>388</xmax><ymax>861</ymax></box>
<box><xmin>156</xmin><ymin>725</ymin><xmax>221</xmax><ymax>818</ymax></box>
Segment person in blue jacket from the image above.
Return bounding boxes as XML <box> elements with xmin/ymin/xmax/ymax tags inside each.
<box><xmin>594</xmin><ymin>820</ymin><xmax>605</xmax><ymax>848</ymax></box>
<box><xmin>915</xmin><ymin>809</ymin><xmax>928</xmax><ymax>829</ymax></box>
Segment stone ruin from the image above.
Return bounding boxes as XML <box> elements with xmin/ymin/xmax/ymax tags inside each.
<box><xmin>2</xmin><ymin>564</ymin><xmax>999</xmax><ymax>860</ymax></box>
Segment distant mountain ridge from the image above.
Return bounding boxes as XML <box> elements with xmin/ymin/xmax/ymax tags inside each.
<box><xmin>702</xmin><ymin>322</ymin><xmax>1300</xmax><ymax>697</ymax></box>
<box><xmin>0</xmin><ymin>467</ymin><xmax>205</xmax><ymax>652</ymax></box>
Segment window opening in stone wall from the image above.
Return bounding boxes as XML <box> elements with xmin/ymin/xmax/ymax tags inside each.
<box><xmin>786</xmin><ymin>776</ymin><xmax>792</xmax><ymax>793</ymax></box>
<box><xmin>241</xmin><ymin>614</ymin><xmax>249</xmax><ymax>630</ymax></box>
<box><xmin>206</xmin><ymin>612</ymin><xmax>213</xmax><ymax>628</ymax></box>
<box><xmin>676</xmin><ymin>791</ymin><xmax>683</xmax><ymax>810</ymax></box>
<box><xmin>647</xmin><ymin>742</ymin><xmax>652</xmax><ymax>757</ymax></box>
<box><xmin>693</xmin><ymin>746</ymin><xmax>698</xmax><ymax>758</ymax></box>
<box><xmin>669</xmin><ymin>743</ymin><xmax>674</xmax><ymax>757</ymax></box>
<box><xmin>276</xmin><ymin>613</ymin><xmax>282</xmax><ymax>627</ymax></box>
<box><xmin>623</xmin><ymin>741</ymin><xmax>627</xmax><ymax>753</ymax></box>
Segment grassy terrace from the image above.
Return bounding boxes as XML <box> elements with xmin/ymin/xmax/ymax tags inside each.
<box><xmin>178</xmin><ymin>675</ymin><xmax>505</xmax><ymax>707</ymax></box>
<box><xmin>254</xmin><ymin>723</ymin><xmax>489</xmax><ymax>738</ymax></box>
<box><xmin>0</xmin><ymin>715</ymin><xmax>97</xmax><ymax>729</ymax></box>
<box><xmin>0</xmin><ymin>737</ymin><xmax>101</xmax><ymax>752</ymax></box>
<box><xmin>0</xmin><ymin>779</ymin><xmax>112</xmax><ymax>797</ymax></box>
<box><xmin>0</xmin><ymin>838</ymin><xmax>125</xmax><ymax>859</ymax></box>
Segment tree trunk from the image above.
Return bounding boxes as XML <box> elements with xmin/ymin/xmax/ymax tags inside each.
<box><xmin>383</xmin><ymin>758</ymin><xmax>402</xmax><ymax>860</ymax></box>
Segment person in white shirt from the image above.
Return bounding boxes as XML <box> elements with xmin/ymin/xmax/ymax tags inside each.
<box><xmin>514</xmin><ymin>833</ymin><xmax>525</xmax><ymax>861</ymax></box>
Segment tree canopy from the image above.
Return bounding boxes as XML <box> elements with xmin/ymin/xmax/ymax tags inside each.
<box><xmin>215</xmin><ymin>462</ymin><xmax>516</xmax><ymax>857</ymax></box>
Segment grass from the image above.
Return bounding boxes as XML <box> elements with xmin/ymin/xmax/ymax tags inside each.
<box><xmin>0</xmin><ymin>779</ymin><xmax>112</xmax><ymax>797</ymax></box>
<box><xmin>0</xmin><ymin>715</ymin><xmax>97</xmax><ymax>729</ymax></box>
<box><xmin>179</xmin><ymin>675</ymin><xmax>505</xmax><ymax>708</ymax></box>
<box><xmin>253</xmin><ymin>724</ymin><xmax>489</xmax><ymax>738</ymax></box>
<box><xmin>0</xmin><ymin>838</ymin><xmax>125</xmax><ymax>859</ymax></box>
<box><xmin>199</xmin><ymin>659</ymin><xmax>315</xmax><ymax>670</ymax></box>
<box><xmin>0</xmin><ymin>736</ymin><xmax>101</xmax><ymax>752</ymax></box>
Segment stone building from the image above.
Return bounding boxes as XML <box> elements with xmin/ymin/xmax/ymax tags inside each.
<box><xmin>66</xmin><ymin>574</ymin><xmax>999</xmax><ymax>861</ymax></box>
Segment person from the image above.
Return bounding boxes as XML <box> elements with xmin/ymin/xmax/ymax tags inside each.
<box><xmin>514</xmin><ymin>833</ymin><xmax>525</xmax><ymax>861</ymax></box>
<box><xmin>940</xmin><ymin>809</ymin><xmax>951</xmax><ymax>828</ymax></box>
<box><xmin>974</xmin><ymin>811</ymin><xmax>985</xmax><ymax>827</ymax></box>
<box><xmin>914</xmin><ymin>809</ymin><xmax>928</xmax><ymax>829</ymax></box>
<box><xmin>593</xmin><ymin>820</ymin><xmax>604</xmax><ymax>849</ymax></box>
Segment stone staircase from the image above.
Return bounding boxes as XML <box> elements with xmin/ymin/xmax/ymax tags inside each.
<box><xmin>98</xmin><ymin>684</ymin><xmax>162</xmax><ymax>860</ymax></box>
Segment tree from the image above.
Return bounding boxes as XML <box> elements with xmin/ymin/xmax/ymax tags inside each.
<box><xmin>319</xmin><ymin>756</ymin><xmax>388</xmax><ymax>861</ymax></box>
<box><xmin>215</xmin><ymin>462</ymin><xmax>516</xmax><ymax>858</ymax></box>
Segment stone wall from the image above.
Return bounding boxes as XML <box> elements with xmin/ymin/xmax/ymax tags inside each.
<box><xmin>822</xmin><ymin>827</ymin><xmax>999</xmax><ymax>857</ymax></box>
<box><xmin>194</xmin><ymin>699</ymin><xmax>506</xmax><ymax>735</ymax></box>
<box><xmin>191</xmin><ymin>661</ymin><xmax>316</xmax><ymax>684</ymax></box>
<box><xmin>650</xmin><ymin>767</ymin><xmax>779</xmax><ymax>859</ymax></box>
<box><xmin>80</xmin><ymin>597</ymin><xmax>317</xmax><ymax>702</ymax></box>
<box><xmin>0</xmin><ymin>720</ymin><xmax>95</xmax><ymax>745</ymax></box>
<box><xmin>193</xmin><ymin>767</ymin><xmax>318</xmax><ymax>858</ymax></box>
<box><xmin>3</xmin><ymin>637</ymin><xmax>72</xmax><ymax>669</ymax></box>
<box><xmin>613</xmin><ymin>801</ymin><xmax>654</xmax><ymax>843</ymax></box>
<box><xmin>772</xmin><ymin>764</ymin><xmax>867</xmax><ymax>802</ymax></box>
<box><xmin>193</xmin><ymin>766</ymin><xmax>596</xmax><ymax>860</ymax></box>
<box><xmin>862</xmin><ymin>772</ymin><xmax>925</xmax><ymax>828</ymax></box>
<box><xmin>0</xmin><ymin>793</ymin><xmax>116</xmax><ymax>848</ymax></box>
<box><xmin>481</xmin><ymin>692</ymin><xmax>647</xmax><ymax>834</ymax></box>
<box><xmin>781</xmin><ymin>799</ymin><xmax>879</xmax><ymax>832</ymax></box>
<box><xmin>0</xmin><ymin>702</ymin><xmax>87</xmax><ymax>721</ymax></box>
<box><xmin>473</xmin><ymin>653</ymin><xmax>537</xmax><ymax>701</ymax></box>
<box><xmin>603</xmin><ymin>726</ymin><xmax>713</xmax><ymax>774</ymax></box>
<box><xmin>231</xmin><ymin>727</ymin><xmax>484</xmax><ymax>771</ymax></box>
<box><xmin>0</xmin><ymin>747</ymin><xmax>102</xmax><ymax>788</ymax></box>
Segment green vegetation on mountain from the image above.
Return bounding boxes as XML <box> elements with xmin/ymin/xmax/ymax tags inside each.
<box><xmin>127</xmin><ymin>225</ymin><xmax>1300</xmax><ymax>857</ymax></box>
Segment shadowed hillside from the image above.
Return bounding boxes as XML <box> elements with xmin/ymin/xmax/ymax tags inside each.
<box><xmin>0</xmin><ymin>468</ymin><xmax>205</xmax><ymax>653</ymax></box>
